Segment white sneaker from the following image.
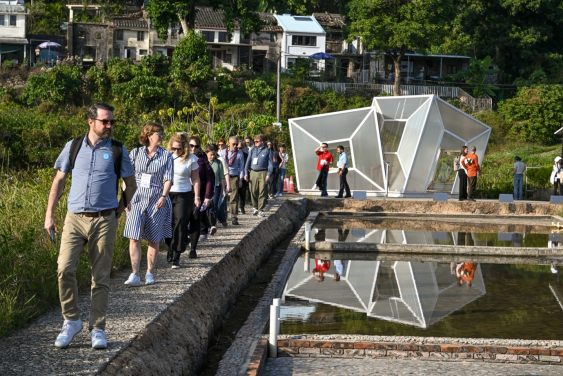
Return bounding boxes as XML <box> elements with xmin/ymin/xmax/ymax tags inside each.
<box><xmin>54</xmin><ymin>319</ymin><xmax>83</xmax><ymax>348</ymax></box>
<box><xmin>91</xmin><ymin>329</ymin><xmax>107</xmax><ymax>349</ymax></box>
<box><xmin>252</xmin><ymin>209</ymin><xmax>258</xmax><ymax>216</ymax></box>
<box><xmin>258</xmin><ymin>212</ymin><xmax>266</xmax><ymax>217</ymax></box>
<box><xmin>145</xmin><ymin>272</ymin><xmax>155</xmax><ymax>285</ymax></box>
<box><xmin>124</xmin><ymin>273</ymin><xmax>140</xmax><ymax>286</ymax></box>
<box><xmin>278</xmin><ymin>193</ymin><xmax>283</xmax><ymax>197</ymax></box>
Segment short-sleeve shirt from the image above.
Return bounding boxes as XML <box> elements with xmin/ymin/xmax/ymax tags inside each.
<box><xmin>54</xmin><ymin>136</ymin><xmax>134</xmax><ymax>213</ymax></box>
<box><xmin>170</xmin><ymin>154</ymin><xmax>198</xmax><ymax>193</ymax></box>
<box><xmin>130</xmin><ymin>146</ymin><xmax>174</xmax><ymax>190</ymax></box>
<box><xmin>316</xmin><ymin>150</ymin><xmax>333</xmax><ymax>170</ymax></box>
<box><xmin>513</xmin><ymin>161</ymin><xmax>525</xmax><ymax>175</ymax></box>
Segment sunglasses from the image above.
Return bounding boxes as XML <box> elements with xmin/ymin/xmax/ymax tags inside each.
<box><xmin>254</xmin><ymin>140</ymin><xmax>260</xmax><ymax>143</ymax></box>
<box><xmin>189</xmin><ymin>144</ymin><xmax>199</xmax><ymax>148</ymax></box>
<box><xmin>94</xmin><ymin>118</ymin><xmax>116</xmax><ymax>126</ymax></box>
<box><xmin>171</xmin><ymin>147</ymin><xmax>183</xmax><ymax>152</ymax></box>
<box><xmin>151</xmin><ymin>132</ymin><xmax>165</xmax><ymax>137</ymax></box>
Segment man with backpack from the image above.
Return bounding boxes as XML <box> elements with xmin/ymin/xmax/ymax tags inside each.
<box><xmin>44</xmin><ymin>102</ymin><xmax>136</xmax><ymax>349</ymax></box>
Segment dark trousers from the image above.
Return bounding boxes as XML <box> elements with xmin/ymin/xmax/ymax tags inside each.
<box><xmin>199</xmin><ymin>204</ymin><xmax>212</xmax><ymax>235</ymax></box>
<box><xmin>165</xmin><ymin>191</ymin><xmax>200</xmax><ymax>261</ymax></box>
<box><xmin>458</xmin><ymin>169</ymin><xmax>468</xmax><ymax>200</ymax></box>
<box><xmin>337</xmin><ymin>168</ymin><xmax>351</xmax><ymax>197</ymax></box>
<box><xmin>269</xmin><ymin>168</ymin><xmax>279</xmax><ymax>196</ymax></box>
<box><xmin>467</xmin><ymin>176</ymin><xmax>477</xmax><ymax>199</ymax></box>
<box><xmin>227</xmin><ymin>176</ymin><xmax>240</xmax><ymax>220</ymax></box>
<box><xmin>238</xmin><ymin>178</ymin><xmax>248</xmax><ymax>208</ymax></box>
<box><xmin>555</xmin><ymin>179</ymin><xmax>561</xmax><ymax>195</ymax></box>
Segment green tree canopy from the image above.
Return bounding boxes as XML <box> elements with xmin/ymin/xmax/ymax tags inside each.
<box><xmin>347</xmin><ymin>0</ymin><xmax>455</xmax><ymax>95</ymax></box>
<box><xmin>171</xmin><ymin>30</ymin><xmax>212</xmax><ymax>87</ymax></box>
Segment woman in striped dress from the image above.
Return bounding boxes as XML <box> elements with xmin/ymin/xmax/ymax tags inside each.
<box><xmin>124</xmin><ymin>123</ymin><xmax>174</xmax><ymax>286</ymax></box>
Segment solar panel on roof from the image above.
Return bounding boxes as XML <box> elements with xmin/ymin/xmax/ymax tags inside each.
<box><xmin>294</xmin><ymin>16</ymin><xmax>312</xmax><ymax>21</ymax></box>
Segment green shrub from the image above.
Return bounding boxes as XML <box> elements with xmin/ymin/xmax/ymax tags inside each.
<box><xmin>21</xmin><ymin>65</ymin><xmax>83</xmax><ymax>106</ymax></box>
<box><xmin>526</xmin><ymin>166</ymin><xmax>552</xmax><ymax>189</ymax></box>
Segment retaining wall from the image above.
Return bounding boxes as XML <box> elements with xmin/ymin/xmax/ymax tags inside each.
<box><xmin>99</xmin><ymin>199</ymin><xmax>307</xmax><ymax>376</ymax></box>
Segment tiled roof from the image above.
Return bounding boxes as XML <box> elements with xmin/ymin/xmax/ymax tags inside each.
<box><xmin>312</xmin><ymin>12</ymin><xmax>345</xmax><ymax>28</ymax></box>
<box><xmin>114</xmin><ymin>19</ymin><xmax>148</xmax><ymax>28</ymax></box>
<box><xmin>257</xmin><ymin>12</ymin><xmax>282</xmax><ymax>32</ymax></box>
<box><xmin>195</xmin><ymin>6</ymin><xmax>233</xmax><ymax>29</ymax></box>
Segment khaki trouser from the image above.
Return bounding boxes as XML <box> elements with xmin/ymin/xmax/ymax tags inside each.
<box><xmin>58</xmin><ymin>211</ymin><xmax>117</xmax><ymax>330</ymax></box>
<box><xmin>249</xmin><ymin>170</ymin><xmax>268</xmax><ymax>211</ymax></box>
<box><xmin>467</xmin><ymin>176</ymin><xmax>477</xmax><ymax>199</ymax></box>
<box><xmin>227</xmin><ymin>176</ymin><xmax>240</xmax><ymax>220</ymax></box>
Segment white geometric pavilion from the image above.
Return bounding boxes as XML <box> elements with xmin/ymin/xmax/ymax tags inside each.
<box><xmin>289</xmin><ymin>95</ymin><xmax>491</xmax><ymax>196</ymax></box>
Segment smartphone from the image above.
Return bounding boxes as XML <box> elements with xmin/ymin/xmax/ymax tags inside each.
<box><xmin>50</xmin><ymin>228</ymin><xmax>56</xmax><ymax>243</ymax></box>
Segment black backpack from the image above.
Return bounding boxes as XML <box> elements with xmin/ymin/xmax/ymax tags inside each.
<box><xmin>68</xmin><ymin>136</ymin><xmax>123</xmax><ymax>194</ymax></box>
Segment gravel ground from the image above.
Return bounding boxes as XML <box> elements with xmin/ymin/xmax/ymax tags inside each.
<box><xmin>0</xmin><ymin>200</ymin><xmax>282</xmax><ymax>376</ymax></box>
<box><xmin>263</xmin><ymin>357</ymin><xmax>563</xmax><ymax>375</ymax></box>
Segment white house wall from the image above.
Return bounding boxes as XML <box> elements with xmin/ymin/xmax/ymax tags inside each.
<box><xmin>0</xmin><ymin>11</ymin><xmax>25</xmax><ymax>38</ymax></box>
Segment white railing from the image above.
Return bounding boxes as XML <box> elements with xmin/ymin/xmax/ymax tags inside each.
<box><xmin>306</xmin><ymin>81</ymin><xmax>492</xmax><ymax>111</ymax></box>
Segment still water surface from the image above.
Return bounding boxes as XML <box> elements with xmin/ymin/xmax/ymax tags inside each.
<box><xmin>281</xmin><ymin>256</ymin><xmax>563</xmax><ymax>339</ymax></box>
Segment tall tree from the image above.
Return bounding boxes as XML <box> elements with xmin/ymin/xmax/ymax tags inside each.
<box><xmin>146</xmin><ymin>0</ymin><xmax>262</xmax><ymax>41</ymax></box>
<box><xmin>347</xmin><ymin>0</ymin><xmax>455</xmax><ymax>95</ymax></box>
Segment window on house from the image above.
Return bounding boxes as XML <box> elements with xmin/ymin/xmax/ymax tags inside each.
<box><xmin>218</xmin><ymin>32</ymin><xmax>229</xmax><ymax>43</ymax></box>
<box><xmin>139</xmin><ymin>49</ymin><xmax>148</xmax><ymax>56</ymax></box>
<box><xmin>116</xmin><ymin>30</ymin><xmax>123</xmax><ymax>41</ymax></box>
<box><xmin>0</xmin><ymin>15</ymin><xmax>5</xmax><ymax>26</ymax></box>
<box><xmin>137</xmin><ymin>31</ymin><xmax>144</xmax><ymax>41</ymax></box>
<box><xmin>95</xmin><ymin>32</ymin><xmax>102</xmax><ymax>40</ymax></box>
<box><xmin>10</xmin><ymin>15</ymin><xmax>17</xmax><ymax>26</ymax></box>
<box><xmin>113</xmin><ymin>48</ymin><xmax>120</xmax><ymax>58</ymax></box>
<box><xmin>447</xmin><ymin>65</ymin><xmax>457</xmax><ymax>74</ymax></box>
<box><xmin>225</xmin><ymin>54</ymin><xmax>232</xmax><ymax>63</ymax></box>
<box><xmin>291</xmin><ymin>35</ymin><xmax>316</xmax><ymax>46</ymax></box>
<box><xmin>170</xmin><ymin>29</ymin><xmax>177</xmax><ymax>38</ymax></box>
<box><xmin>201</xmin><ymin>30</ymin><xmax>215</xmax><ymax>42</ymax></box>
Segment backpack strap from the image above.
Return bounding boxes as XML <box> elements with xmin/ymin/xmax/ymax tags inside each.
<box><xmin>69</xmin><ymin>136</ymin><xmax>85</xmax><ymax>171</ymax></box>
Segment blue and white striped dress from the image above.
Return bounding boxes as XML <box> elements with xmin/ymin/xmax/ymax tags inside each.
<box><xmin>124</xmin><ymin>146</ymin><xmax>174</xmax><ymax>242</ymax></box>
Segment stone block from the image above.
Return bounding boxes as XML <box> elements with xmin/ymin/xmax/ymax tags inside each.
<box><xmin>289</xmin><ymin>340</ymin><xmax>310</xmax><ymax>348</ymax></box>
<box><xmin>332</xmin><ymin>341</ymin><xmax>354</xmax><ymax>349</ymax></box>
<box><xmin>420</xmin><ymin>345</ymin><xmax>441</xmax><ymax>352</ymax></box>
<box><xmin>429</xmin><ymin>352</ymin><xmax>451</xmax><ymax>359</ymax></box>
<box><xmin>354</xmin><ymin>342</ymin><xmax>375</xmax><ymax>349</ymax></box>
<box><xmin>321</xmin><ymin>348</ymin><xmax>343</xmax><ymax>356</ymax></box>
<box><xmin>540</xmin><ymin>355</ymin><xmax>561</xmax><ymax>363</ymax></box>
<box><xmin>278</xmin><ymin>347</ymin><xmax>299</xmax><ymax>356</ymax></box>
<box><xmin>353</xmin><ymin>191</ymin><xmax>367</xmax><ymax>200</ymax></box>
<box><xmin>499</xmin><ymin>194</ymin><xmax>514</xmax><ymax>203</ymax></box>
<box><xmin>488</xmin><ymin>346</ymin><xmax>508</xmax><ymax>354</ymax></box>
<box><xmin>409</xmin><ymin>351</ymin><xmax>430</xmax><ymax>358</ymax></box>
<box><xmin>451</xmin><ymin>353</ymin><xmax>472</xmax><ymax>359</ymax></box>
<box><xmin>441</xmin><ymin>344</ymin><xmax>463</xmax><ymax>353</ymax></box>
<box><xmin>530</xmin><ymin>348</ymin><xmax>551</xmax><ymax>355</ymax></box>
<box><xmin>551</xmin><ymin>196</ymin><xmax>563</xmax><ymax>204</ymax></box>
<box><xmin>373</xmin><ymin>343</ymin><xmax>396</xmax><ymax>350</ymax></box>
<box><xmin>507</xmin><ymin>347</ymin><xmax>529</xmax><ymax>355</ymax></box>
<box><xmin>518</xmin><ymin>355</ymin><xmax>539</xmax><ymax>362</ymax></box>
<box><xmin>343</xmin><ymin>349</ymin><xmax>365</xmax><ymax>357</ymax></box>
<box><xmin>551</xmin><ymin>349</ymin><xmax>563</xmax><ymax>356</ymax></box>
<box><xmin>434</xmin><ymin>192</ymin><xmax>448</xmax><ymax>201</ymax></box>
<box><xmin>277</xmin><ymin>340</ymin><xmax>289</xmax><ymax>347</ymax></box>
<box><xmin>387</xmin><ymin>350</ymin><xmax>410</xmax><ymax>357</ymax></box>
<box><xmin>495</xmin><ymin>354</ymin><xmax>518</xmax><ymax>361</ymax></box>
<box><xmin>398</xmin><ymin>343</ymin><xmax>419</xmax><ymax>351</ymax></box>
<box><xmin>366</xmin><ymin>349</ymin><xmax>387</xmax><ymax>357</ymax></box>
<box><xmin>474</xmin><ymin>353</ymin><xmax>495</xmax><ymax>360</ymax></box>
<box><xmin>461</xmin><ymin>345</ymin><xmax>486</xmax><ymax>353</ymax></box>
<box><xmin>310</xmin><ymin>341</ymin><xmax>332</xmax><ymax>348</ymax></box>
<box><xmin>299</xmin><ymin>347</ymin><xmax>320</xmax><ymax>354</ymax></box>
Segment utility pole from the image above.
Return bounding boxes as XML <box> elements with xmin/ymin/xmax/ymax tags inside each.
<box><xmin>273</xmin><ymin>47</ymin><xmax>282</xmax><ymax>129</ymax></box>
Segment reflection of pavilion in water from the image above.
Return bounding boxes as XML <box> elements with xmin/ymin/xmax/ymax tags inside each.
<box><xmin>315</xmin><ymin>228</ymin><xmax>524</xmax><ymax>247</ymax></box>
<box><xmin>283</xmin><ymin>258</ymin><xmax>486</xmax><ymax>328</ymax></box>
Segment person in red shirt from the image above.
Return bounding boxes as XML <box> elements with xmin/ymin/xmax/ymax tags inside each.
<box><xmin>461</xmin><ymin>146</ymin><xmax>481</xmax><ymax>202</ymax></box>
<box><xmin>314</xmin><ymin>143</ymin><xmax>333</xmax><ymax>197</ymax></box>
<box><xmin>312</xmin><ymin>259</ymin><xmax>331</xmax><ymax>282</ymax></box>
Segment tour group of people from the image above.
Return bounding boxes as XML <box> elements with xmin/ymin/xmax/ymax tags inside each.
<box><xmin>44</xmin><ymin>102</ymin><xmax>289</xmax><ymax>349</ymax></box>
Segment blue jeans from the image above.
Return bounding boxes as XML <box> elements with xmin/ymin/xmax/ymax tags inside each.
<box><xmin>212</xmin><ymin>185</ymin><xmax>226</xmax><ymax>223</ymax></box>
<box><xmin>318</xmin><ymin>169</ymin><xmax>328</xmax><ymax>196</ymax></box>
<box><xmin>278</xmin><ymin>168</ymin><xmax>286</xmax><ymax>194</ymax></box>
<box><xmin>513</xmin><ymin>174</ymin><xmax>523</xmax><ymax>200</ymax></box>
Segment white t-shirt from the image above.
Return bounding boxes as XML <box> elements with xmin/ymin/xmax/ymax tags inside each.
<box><xmin>170</xmin><ymin>154</ymin><xmax>199</xmax><ymax>193</ymax></box>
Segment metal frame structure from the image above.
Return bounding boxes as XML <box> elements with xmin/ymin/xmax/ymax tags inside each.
<box><xmin>288</xmin><ymin>95</ymin><xmax>491</xmax><ymax>197</ymax></box>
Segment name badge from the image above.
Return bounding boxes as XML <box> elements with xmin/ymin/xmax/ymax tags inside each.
<box><xmin>252</xmin><ymin>157</ymin><xmax>258</xmax><ymax>165</ymax></box>
<box><xmin>140</xmin><ymin>173</ymin><xmax>152</xmax><ymax>188</ymax></box>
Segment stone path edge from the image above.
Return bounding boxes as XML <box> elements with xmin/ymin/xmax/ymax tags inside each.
<box><xmin>98</xmin><ymin>199</ymin><xmax>307</xmax><ymax>376</ymax></box>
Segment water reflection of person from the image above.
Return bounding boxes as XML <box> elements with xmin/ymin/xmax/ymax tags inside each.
<box><xmin>551</xmin><ymin>263</ymin><xmax>561</xmax><ymax>284</ymax></box>
<box><xmin>455</xmin><ymin>262</ymin><xmax>477</xmax><ymax>287</ymax></box>
<box><xmin>312</xmin><ymin>259</ymin><xmax>330</xmax><ymax>282</ymax></box>
<box><xmin>337</xmin><ymin>228</ymin><xmax>350</xmax><ymax>242</ymax></box>
<box><xmin>333</xmin><ymin>260</ymin><xmax>344</xmax><ymax>282</ymax></box>
<box><xmin>511</xmin><ymin>233</ymin><xmax>522</xmax><ymax>247</ymax></box>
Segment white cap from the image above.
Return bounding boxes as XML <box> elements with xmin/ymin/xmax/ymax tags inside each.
<box><xmin>555</xmin><ymin>156</ymin><xmax>562</xmax><ymax>163</ymax></box>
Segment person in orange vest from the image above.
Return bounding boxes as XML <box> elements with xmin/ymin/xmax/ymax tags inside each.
<box><xmin>461</xmin><ymin>146</ymin><xmax>481</xmax><ymax>202</ymax></box>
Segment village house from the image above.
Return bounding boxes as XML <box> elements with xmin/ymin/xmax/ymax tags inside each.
<box><xmin>0</xmin><ymin>0</ymin><xmax>27</xmax><ymax>65</ymax></box>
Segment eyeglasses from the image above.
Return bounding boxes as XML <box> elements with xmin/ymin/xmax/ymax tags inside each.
<box><xmin>93</xmin><ymin>118</ymin><xmax>116</xmax><ymax>126</ymax></box>
<box><xmin>151</xmin><ymin>132</ymin><xmax>165</xmax><ymax>137</ymax></box>
<box><xmin>254</xmin><ymin>140</ymin><xmax>260</xmax><ymax>143</ymax></box>
<box><xmin>189</xmin><ymin>144</ymin><xmax>199</xmax><ymax>148</ymax></box>
<box><xmin>171</xmin><ymin>147</ymin><xmax>183</xmax><ymax>152</ymax></box>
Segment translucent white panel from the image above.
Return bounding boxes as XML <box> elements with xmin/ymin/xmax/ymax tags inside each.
<box><xmin>386</xmin><ymin>230</ymin><xmax>404</xmax><ymax>244</ymax></box>
<box><xmin>411</xmin><ymin>262</ymin><xmax>439</xmax><ymax>325</ymax></box>
<box><xmin>325</xmin><ymin>171</ymin><xmax>340</xmax><ymax>192</ymax></box>
<box><xmin>351</xmin><ymin>110</ymin><xmax>385</xmax><ymax>190</ymax></box>
<box><xmin>467</xmin><ymin>130</ymin><xmax>491</xmax><ymax>165</ymax></box>
<box><xmin>380</xmin><ymin>121</ymin><xmax>405</xmax><ymax>152</ymax></box>
<box><xmin>290</xmin><ymin>125</ymin><xmax>322</xmax><ymax>190</ymax></box>
<box><xmin>405</xmin><ymin>102</ymin><xmax>443</xmax><ymax>192</ymax></box>
<box><xmin>377</xmin><ymin>112</ymin><xmax>384</xmax><ymax>132</ymax></box>
<box><xmin>289</xmin><ymin>278</ymin><xmax>366</xmax><ymax>311</ymax></box>
<box><xmin>375</xmin><ymin>96</ymin><xmax>430</xmax><ymax>120</ymax></box>
<box><xmin>437</xmin><ymin>99</ymin><xmax>489</xmax><ymax>141</ymax></box>
<box><xmin>348</xmin><ymin>261</ymin><xmax>378</xmax><ymax>307</ymax></box>
<box><xmin>292</xmin><ymin>107</ymin><xmax>372</xmax><ymax>141</ymax></box>
<box><xmin>441</xmin><ymin>131</ymin><xmax>466</xmax><ymax>150</ymax></box>
<box><xmin>395</xmin><ymin>262</ymin><xmax>423</xmax><ymax>323</ymax></box>
<box><xmin>385</xmin><ymin>154</ymin><xmax>406</xmax><ymax>192</ymax></box>
<box><xmin>404</xmin><ymin>231</ymin><xmax>429</xmax><ymax>245</ymax></box>
<box><xmin>398</xmin><ymin>100</ymin><xmax>430</xmax><ymax>177</ymax></box>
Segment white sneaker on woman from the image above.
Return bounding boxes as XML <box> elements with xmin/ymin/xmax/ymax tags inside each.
<box><xmin>145</xmin><ymin>272</ymin><xmax>155</xmax><ymax>285</ymax></box>
<box><xmin>124</xmin><ymin>273</ymin><xmax>140</xmax><ymax>286</ymax></box>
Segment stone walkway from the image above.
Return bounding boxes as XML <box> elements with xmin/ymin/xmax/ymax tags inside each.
<box><xmin>263</xmin><ymin>357</ymin><xmax>563</xmax><ymax>375</ymax></box>
<box><xmin>0</xmin><ymin>200</ymin><xmax>282</xmax><ymax>376</ymax></box>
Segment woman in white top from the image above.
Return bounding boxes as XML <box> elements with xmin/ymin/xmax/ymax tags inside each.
<box><xmin>457</xmin><ymin>145</ymin><xmax>468</xmax><ymax>201</ymax></box>
<box><xmin>164</xmin><ymin>133</ymin><xmax>200</xmax><ymax>269</ymax></box>
<box><xmin>551</xmin><ymin>156</ymin><xmax>562</xmax><ymax>195</ymax></box>
<box><xmin>277</xmin><ymin>143</ymin><xmax>289</xmax><ymax>197</ymax></box>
